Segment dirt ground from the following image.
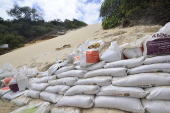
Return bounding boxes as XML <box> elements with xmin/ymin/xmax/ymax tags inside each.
<box><xmin>0</xmin><ymin>99</ymin><xmax>19</xmax><ymax>113</ymax></box>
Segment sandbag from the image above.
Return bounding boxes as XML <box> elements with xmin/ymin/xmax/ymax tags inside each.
<box><xmin>50</xmin><ymin>107</ymin><xmax>81</xmax><ymax>113</ymax></box>
<box><xmin>48</xmin><ymin>77</ymin><xmax>78</xmax><ymax>86</ymax></box>
<box><xmin>143</xmin><ymin>32</ymin><xmax>170</xmax><ymax>56</ymax></box>
<box><xmin>74</xmin><ymin>61</ymin><xmax>105</xmax><ymax>71</ymax></box>
<box><xmin>3</xmin><ymin>91</ymin><xmax>24</xmax><ymax>100</ymax></box>
<box><xmin>65</xmin><ymin>85</ymin><xmax>100</xmax><ymax>96</ymax></box>
<box><xmin>81</xmin><ymin>108</ymin><xmax>127</xmax><ymax>113</ymax></box>
<box><xmin>104</xmin><ymin>56</ymin><xmax>145</xmax><ymax>69</ymax></box>
<box><xmin>10</xmin><ymin>95</ymin><xmax>32</xmax><ymax>106</ymax></box>
<box><xmin>44</xmin><ymin>85</ymin><xmax>70</xmax><ymax>94</ymax></box>
<box><xmin>84</xmin><ymin>68</ymin><xmax>127</xmax><ymax>78</ymax></box>
<box><xmin>57</xmin><ymin>70</ymin><xmax>87</xmax><ymax>78</ymax></box>
<box><xmin>76</xmin><ymin>76</ymin><xmax>112</xmax><ymax>86</ymax></box>
<box><xmin>11</xmin><ymin>102</ymin><xmax>51</xmax><ymax>113</ymax></box>
<box><xmin>112</xmin><ymin>73</ymin><xmax>170</xmax><ymax>88</ymax></box>
<box><xmin>78</xmin><ymin>40</ymin><xmax>104</xmax><ymax>67</ymax></box>
<box><xmin>29</xmin><ymin>83</ymin><xmax>49</xmax><ymax>91</ymax></box>
<box><xmin>128</xmin><ymin>63</ymin><xmax>170</xmax><ymax>74</ymax></box>
<box><xmin>142</xmin><ymin>99</ymin><xmax>170</xmax><ymax>113</ymax></box>
<box><xmin>0</xmin><ymin>71</ymin><xmax>13</xmax><ymax>79</ymax></box>
<box><xmin>48</xmin><ymin>62</ymin><xmax>67</xmax><ymax>75</ymax></box>
<box><xmin>158</xmin><ymin>22</ymin><xmax>170</xmax><ymax>34</ymax></box>
<box><xmin>145</xmin><ymin>86</ymin><xmax>170</xmax><ymax>100</ymax></box>
<box><xmin>100</xmin><ymin>41</ymin><xmax>121</xmax><ymax>62</ymax></box>
<box><xmin>29</xmin><ymin>76</ymin><xmax>56</xmax><ymax>84</ymax></box>
<box><xmin>19</xmin><ymin>66</ymin><xmax>39</xmax><ymax>78</ymax></box>
<box><xmin>95</xmin><ymin>96</ymin><xmax>144</xmax><ymax>113</ymax></box>
<box><xmin>26</xmin><ymin>67</ymin><xmax>39</xmax><ymax>78</ymax></box>
<box><xmin>40</xmin><ymin>91</ymin><xmax>63</xmax><ymax>103</ymax></box>
<box><xmin>123</xmin><ymin>48</ymin><xmax>142</xmax><ymax>59</ymax></box>
<box><xmin>24</xmin><ymin>90</ymin><xmax>41</xmax><ymax>99</ymax></box>
<box><xmin>55</xmin><ymin>95</ymin><xmax>94</xmax><ymax>108</ymax></box>
<box><xmin>97</xmin><ymin>85</ymin><xmax>148</xmax><ymax>98</ymax></box>
<box><xmin>144</xmin><ymin>55</ymin><xmax>170</xmax><ymax>65</ymax></box>
<box><xmin>54</xmin><ymin>66</ymin><xmax>74</xmax><ymax>75</ymax></box>
<box><xmin>1</xmin><ymin>77</ymin><xmax>13</xmax><ymax>86</ymax></box>
<box><xmin>2</xmin><ymin>62</ymin><xmax>14</xmax><ymax>72</ymax></box>
<box><xmin>0</xmin><ymin>86</ymin><xmax>10</xmax><ymax>96</ymax></box>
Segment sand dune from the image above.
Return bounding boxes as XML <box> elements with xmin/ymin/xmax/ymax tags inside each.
<box><xmin>0</xmin><ymin>23</ymin><xmax>102</xmax><ymax>69</ymax></box>
<box><xmin>0</xmin><ymin>23</ymin><xmax>162</xmax><ymax>71</ymax></box>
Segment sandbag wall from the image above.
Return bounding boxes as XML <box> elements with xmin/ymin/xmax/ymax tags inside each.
<box><xmin>3</xmin><ymin>22</ymin><xmax>170</xmax><ymax>113</ymax></box>
<box><xmin>2</xmin><ymin>53</ymin><xmax>170</xmax><ymax>113</ymax></box>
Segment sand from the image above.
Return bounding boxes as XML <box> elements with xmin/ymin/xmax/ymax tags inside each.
<box><xmin>0</xmin><ymin>23</ymin><xmax>162</xmax><ymax>113</ymax></box>
<box><xmin>0</xmin><ymin>23</ymin><xmax>162</xmax><ymax>71</ymax></box>
<box><xmin>0</xmin><ymin>100</ymin><xmax>19</xmax><ymax>113</ymax></box>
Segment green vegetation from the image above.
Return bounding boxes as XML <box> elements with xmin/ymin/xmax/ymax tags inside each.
<box><xmin>100</xmin><ymin>0</ymin><xmax>170</xmax><ymax>29</ymax></box>
<box><xmin>0</xmin><ymin>5</ymin><xmax>87</xmax><ymax>55</ymax></box>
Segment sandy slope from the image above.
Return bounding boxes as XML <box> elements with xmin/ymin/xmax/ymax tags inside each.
<box><xmin>0</xmin><ymin>23</ymin><xmax>162</xmax><ymax>71</ymax></box>
<box><xmin>0</xmin><ymin>23</ymin><xmax>102</xmax><ymax>69</ymax></box>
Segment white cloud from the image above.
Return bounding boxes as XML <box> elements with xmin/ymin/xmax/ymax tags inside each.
<box><xmin>0</xmin><ymin>0</ymin><xmax>104</xmax><ymax>24</ymax></box>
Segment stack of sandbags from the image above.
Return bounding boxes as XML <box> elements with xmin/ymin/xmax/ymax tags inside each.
<box><xmin>142</xmin><ymin>86</ymin><xmax>170</xmax><ymax>113</ymax></box>
<box><xmin>93</xmin><ymin>66</ymin><xmax>146</xmax><ymax>113</ymax></box>
<box><xmin>52</xmin><ymin>68</ymin><xmax>95</xmax><ymax>108</ymax></box>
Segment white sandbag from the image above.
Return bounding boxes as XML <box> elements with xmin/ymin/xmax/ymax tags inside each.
<box><xmin>143</xmin><ymin>32</ymin><xmax>170</xmax><ymax>56</ymax></box>
<box><xmin>145</xmin><ymin>86</ymin><xmax>170</xmax><ymax>100</ymax></box>
<box><xmin>10</xmin><ymin>95</ymin><xmax>32</xmax><ymax>106</ymax></box>
<box><xmin>29</xmin><ymin>76</ymin><xmax>56</xmax><ymax>84</ymax></box>
<box><xmin>27</xmin><ymin>67</ymin><xmax>39</xmax><ymax>78</ymax></box>
<box><xmin>97</xmin><ymin>85</ymin><xmax>148</xmax><ymax>98</ymax></box>
<box><xmin>84</xmin><ymin>68</ymin><xmax>127</xmax><ymax>78</ymax></box>
<box><xmin>48</xmin><ymin>62</ymin><xmax>67</xmax><ymax>75</ymax></box>
<box><xmin>2</xmin><ymin>62</ymin><xmax>14</xmax><ymax>72</ymax></box>
<box><xmin>0</xmin><ymin>86</ymin><xmax>10</xmax><ymax>96</ymax></box>
<box><xmin>95</xmin><ymin>96</ymin><xmax>144</xmax><ymax>113</ymax></box>
<box><xmin>74</xmin><ymin>61</ymin><xmax>105</xmax><ymax>71</ymax></box>
<box><xmin>37</xmin><ymin>71</ymin><xmax>49</xmax><ymax>77</ymax></box>
<box><xmin>112</xmin><ymin>73</ymin><xmax>170</xmax><ymax>88</ymax></box>
<box><xmin>2</xmin><ymin>91</ymin><xmax>24</xmax><ymax>100</ymax></box>
<box><xmin>104</xmin><ymin>56</ymin><xmax>145</xmax><ymax>69</ymax></box>
<box><xmin>54</xmin><ymin>66</ymin><xmax>74</xmax><ymax>75</ymax></box>
<box><xmin>65</xmin><ymin>85</ymin><xmax>100</xmax><ymax>96</ymax></box>
<box><xmin>1</xmin><ymin>77</ymin><xmax>14</xmax><ymax>86</ymax></box>
<box><xmin>48</xmin><ymin>77</ymin><xmax>78</xmax><ymax>86</ymax></box>
<box><xmin>123</xmin><ymin>48</ymin><xmax>142</xmax><ymax>59</ymax></box>
<box><xmin>29</xmin><ymin>83</ymin><xmax>49</xmax><ymax>91</ymax></box>
<box><xmin>158</xmin><ymin>22</ymin><xmax>170</xmax><ymax>35</ymax></box>
<box><xmin>119</xmin><ymin>35</ymin><xmax>150</xmax><ymax>49</ymax></box>
<box><xmin>65</xmin><ymin>51</ymin><xmax>79</xmax><ymax>64</ymax></box>
<box><xmin>128</xmin><ymin>63</ymin><xmax>170</xmax><ymax>74</ymax></box>
<box><xmin>55</xmin><ymin>95</ymin><xmax>94</xmax><ymax>108</ymax></box>
<box><xmin>76</xmin><ymin>76</ymin><xmax>112</xmax><ymax>86</ymax></box>
<box><xmin>0</xmin><ymin>71</ymin><xmax>13</xmax><ymax>78</ymax></box>
<box><xmin>142</xmin><ymin>99</ymin><xmax>170</xmax><ymax>113</ymax></box>
<box><xmin>40</xmin><ymin>91</ymin><xmax>63</xmax><ymax>103</ymax></box>
<box><xmin>24</xmin><ymin>90</ymin><xmax>41</xmax><ymax>99</ymax></box>
<box><xmin>57</xmin><ymin>70</ymin><xmax>87</xmax><ymax>78</ymax></box>
<box><xmin>144</xmin><ymin>55</ymin><xmax>170</xmax><ymax>65</ymax></box>
<box><xmin>78</xmin><ymin>40</ymin><xmax>104</xmax><ymax>67</ymax></box>
<box><xmin>100</xmin><ymin>41</ymin><xmax>121</xmax><ymax>62</ymax></box>
<box><xmin>11</xmin><ymin>102</ymin><xmax>51</xmax><ymax>113</ymax></box>
<box><xmin>45</xmin><ymin>85</ymin><xmax>70</xmax><ymax>94</ymax></box>
<box><xmin>50</xmin><ymin>107</ymin><xmax>81</xmax><ymax>113</ymax></box>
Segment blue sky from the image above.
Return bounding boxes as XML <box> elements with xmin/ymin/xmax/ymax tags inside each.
<box><xmin>0</xmin><ymin>0</ymin><xmax>104</xmax><ymax>24</ymax></box>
